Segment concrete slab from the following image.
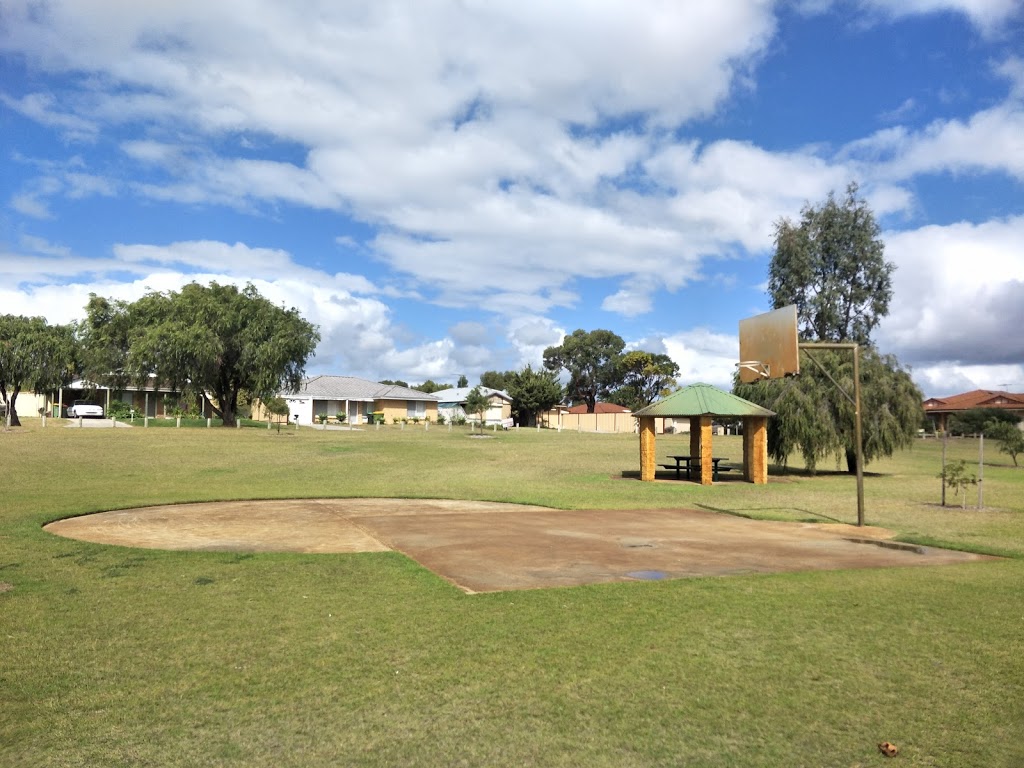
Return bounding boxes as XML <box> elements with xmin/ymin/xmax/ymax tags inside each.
<box><xmin>44</xmin><ymin>499</ymin><xmax>995</xmax><ymax>592</ymax></box>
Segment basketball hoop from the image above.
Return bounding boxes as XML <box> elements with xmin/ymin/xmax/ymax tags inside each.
<box><xmin>736</xmin><ymin>361</ymin><xmax>770</xmax><ymax>380</ymax></box>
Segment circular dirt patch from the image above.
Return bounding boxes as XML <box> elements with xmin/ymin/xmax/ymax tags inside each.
<box><xmin>43</xmin><ymin>498</ymin><xmax>550</xmax><ymax>554</ymax></box>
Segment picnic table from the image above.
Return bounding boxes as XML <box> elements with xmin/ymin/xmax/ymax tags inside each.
<box><xmin>661</xmin><ymin>455</ymin><xmax>732</xmax><ymax>481</ymax></box>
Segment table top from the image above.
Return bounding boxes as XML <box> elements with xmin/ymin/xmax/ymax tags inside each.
<box><xmin>667</xmin><ymin>455</ymin><xmax>729</xmax><ymax>462</ymax></box>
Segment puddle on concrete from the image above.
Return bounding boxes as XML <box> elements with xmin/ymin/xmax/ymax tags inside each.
<box><xmin>626</xmin><ymin>570</ymin><xmax>667</xmax><ymax>580</ymax></box>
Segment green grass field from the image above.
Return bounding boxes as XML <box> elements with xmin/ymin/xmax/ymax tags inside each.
<box><xmin>2</xmin><ymin>422</ymin><xmax>1023</xmax><ymax>767</ymax></box>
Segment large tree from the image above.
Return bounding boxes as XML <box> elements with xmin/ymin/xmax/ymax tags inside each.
<box><xmin>737</xmin><ymin>183</ymin><xmax>922</xmax><ymax>474</ymax></box>
<box><xmin>0</xmin><ymin>315</ymin><xmax>77</xmax><ymax>428</ymax></box>
<box><xmin>80</xmin><ymin>282</ymin><xmax>319</xmax><ymax>427</ymax></box>
<box><xmin>769</xmin><ymin>182</ymin><xmax>894</xmax><ymax>344</ymax></box>
<box><xmin>506</xmin><ymin>365</ymin><xmax>563</xmax><ymax>426</ymax></box>
<box><xmin>738</xmin><ymin>348</ymin><xmax>921</xmax><ymax>473</ymax></box>
<box><xmin>543</xmin><ymin>329</ymin><xmax>625</xmax><ymax>413</ymax></box>
<box><xmin>479</xmin><ymin>370</ymin><xmax>514</xmax><ymax>391</ymax></box>
<box><xmin>608</xmin><ymin>351</ymin><xmax>679</xmax><ymax>411</ymax></box>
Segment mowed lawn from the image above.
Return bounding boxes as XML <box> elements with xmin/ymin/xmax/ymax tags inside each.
<box><xmin>2</xmin><ymin>422</ymin><xmax>1023</xmax><ymax>767</ymax></box>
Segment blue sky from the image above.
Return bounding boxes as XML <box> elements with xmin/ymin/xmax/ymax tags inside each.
<box><xmin>2</xmin><ymin>0</ymin><xmax>1023</xmax><ymax>397</ymax></box>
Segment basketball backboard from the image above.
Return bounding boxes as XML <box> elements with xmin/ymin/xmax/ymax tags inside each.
<box><xmin>737</xmin><ymin>304</ymin><xmax>799</xmax><ymax>383</ymax></box>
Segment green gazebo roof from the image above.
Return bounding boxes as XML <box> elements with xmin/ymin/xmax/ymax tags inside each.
<box><xmin>633</xmin><ymin>383</ymin><xmax>775</xmax><ymax>418</ymax></box>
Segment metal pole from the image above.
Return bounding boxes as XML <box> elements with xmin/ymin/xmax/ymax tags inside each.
<box><xmin>978</xmin><ymin>433</ymin><xmax>984</xmax><ymax>510</ymax></box>
<box><xmin>799</xmin><ymin>342</ymin><xmax>866</xmax><ymax>526</ymax></box>
<box><xmin>941</xmin><ymin>432</ymin><xmax>947</xmax><ymax>507</ymax></box>
<box><xmin>853</xmin><ymin>345</ymin><xmax>865</xmax><ymax>527</ymax></box>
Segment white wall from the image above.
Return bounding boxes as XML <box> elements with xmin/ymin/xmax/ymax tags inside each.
<box><xmin>284</xmin><ymin>396</ymin><xmax>314</xmax><ymax>425</ymax></box>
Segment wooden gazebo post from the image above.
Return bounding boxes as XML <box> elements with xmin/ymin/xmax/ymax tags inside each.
<box><xmin>639</xmin><ymin>416</ymin><xmax>657</xmax><ymax>481</ymax></box>
<box><xmin>689</xmin><ymin>415</ymin><xmax>714</xmax><ymax>486</ymax></box>
<box><xmin>743</xmin><ymin>416</ymin><xmax>768</xmax><ymax>484</ymax></box>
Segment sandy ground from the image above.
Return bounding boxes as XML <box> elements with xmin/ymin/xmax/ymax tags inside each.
<box><xmin>44</xmin><ymin>498</ymin><xmax>995</xmax><ymax>593</ymax></box>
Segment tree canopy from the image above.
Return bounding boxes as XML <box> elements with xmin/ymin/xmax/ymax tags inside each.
<box><xmin>0</xmin><ymin>315</ymin><xmax>77</xmax><ymax>427</ymax></box>
<box><xmin>506</xmin><ymin>365</ymin><xmax>562</xmax><ymax>425</ymax></box>
<box><xmin>608</xmin><ymin>351</ymin><xmax>679</xmax><ymax>411</ymax></box>
<box><xmin>462</xmin><ymin>386</ymin><xmax>490</xmax><ymax>430</ymax></box>
<box><xmin>736</xmin><ymin>183</ymin><xmax>922</xmax><ymax>473</ymax></box>
<box><xmin>80</xmin><ymin>282</ymin><xmax>319</xmax><ymax>427</ymax></box>
<box><xmin>412</xmin><ymin>379</ymin><xmax>447</xmax><ymax>394</ymax></box>
<box><xmin>947</xmin><ymin>408</ymin><xmax>1019</xmax><ymax>436</ymax></box>
<box><xmin>986</xmin><ymin>421</ymin><xmax>1024</xmax><ymax>467</ymax></box>
<box><xmin>479</xmin><ymin>370</ymin><xmax>513</xmax><ymax>391</ymax></box>
<box><xmin>769</xmin><ymin>182</ymin><xmax>893</xmax><ymax>344</ymax></box>
<box><xmin>543</xmin><ymin>329</ymin><xmax>625</xmax><ymax>413</ymax></box>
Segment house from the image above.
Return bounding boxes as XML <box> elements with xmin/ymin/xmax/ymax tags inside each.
<box><xmin>272</xmin><ymin>375</ymin><xmax>439</xmax><ymax>426</ymax></box>
<box><xmin>63</xmin><ymin>377</ymin><xmax>208</xmax><ymax>418</ymax></box>
<box><xmin>20</xmin><ymin>378</ymin><xmax>202</xmax><ymax>419</ymax></box>
<box><xmin>432</xmin><ymin>386</ymin><xmax>512</xmax><ymax>426</ymax></box>
<box><xmin>923</xmin><ymin>389</ymin><xmax>1024</xmax><ymax>432</ymax></box>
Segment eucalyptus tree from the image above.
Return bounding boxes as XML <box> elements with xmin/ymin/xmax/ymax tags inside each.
<box><xmin>769</xmin><ymin>182</ymin><xmax>894</xmax><ymax>345</ymax></box>
<box><xmin>543</xmin><ymin>329</ymin><xmax>625</xmax><ymax>413</ymax></box>
<box><xmin>609</xmin><ymin>351</ymin><xmax>679</xmax><ymax>411</ymax></box>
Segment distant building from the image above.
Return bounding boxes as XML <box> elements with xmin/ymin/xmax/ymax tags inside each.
<box><xmin>273</xmin><ymin>375</ymin><xmax>439</xmax><ymax>426</ymax></box>
<box><xmin>432</xmin><ymin>386</ymin><xmax>512</xmax><ymax>426</ymax></box>
<box><xmin>923</xmin><ymin>389</ymin><xmax>1024</xmax><ymax>432</ymax></box>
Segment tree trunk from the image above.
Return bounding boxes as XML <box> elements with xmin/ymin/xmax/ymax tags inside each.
<box><xmin>7</xmin><ymin>388</ymin><xmax>22</xmax><ymax>427</ymax></box>
<box><xmin>845</xmin><ymin>447</ymin><xmax>857</xmax><ymax>474</ymax></box>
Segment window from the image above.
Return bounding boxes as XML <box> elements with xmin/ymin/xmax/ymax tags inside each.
<box><xmin>407</xmin><ymin>400</ymin><xmax>425</xmax><ymax>418</ymax></box>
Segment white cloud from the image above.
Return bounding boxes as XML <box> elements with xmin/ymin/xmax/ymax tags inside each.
<box><xmin>913</xmin><ymin>364</ymin><xmax>1024</xmax><ymax>397</ymax></box>
<box><xmin>10</xmin><ymin>192</ymin><xmax>54</xmax><ymax>219</ymax></box>
<box><xmin>858</xmin><ymin>0</ymin><xmax>1022</xmax><ymax>33</ymax></box>
<box><xmin>842</xmin><ymin>58</ymin><xmax>1024</xmax><ymax>183</ymax></box>
<box><xmin>0</xmin><ymin>92</ymin><xmax>98</xmax><ymax>141</ymax></box>
<box><xmin>449</xmin><ymin>321</ymin><xmax>490</xmax><ymax>346</ymax></box>
<box><xmin>2</xmin><ymin>0</ymin><xmax>1023</xmax><ymax>393</ymax></box>
<box><xmin>877</xmin><ymin>215</ymin><xmax>1024</xmax><ymax>370</ymax></box>
<box><xmin>662</xmin><ymin>328</ymin><xmax>740</xmax><ymax>391</ymax></box>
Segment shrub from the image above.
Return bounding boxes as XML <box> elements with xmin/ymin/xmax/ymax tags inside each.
<box><xmin>939</xmin><ymin>459</ymin><xmax>977</xmax><ymax>508</ymax></box>
<box><xmin>108</xmin><ymin>401</ymin><xmax>132</xmax><ymax>420</ymax></box>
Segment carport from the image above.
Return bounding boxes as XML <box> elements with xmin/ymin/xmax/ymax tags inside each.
<box><xmin>634</xmin><ymin>383</ymin><xmax>775</xmax><ymax>484</ymax></box>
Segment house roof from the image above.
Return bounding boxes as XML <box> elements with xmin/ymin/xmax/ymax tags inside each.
<box><xmin>285</xmin><ymin>375</ymin><xmax>439</xmax><ymax>402</ymax></box>
<box><xmin>633</xmin><ymin>383</ymin><xmax>775</xmax><ymax>418</ymax></box>
<box><xmin>432</xmin><ymin>386</ymin><xmax>512</xmax><ymax>404</ymax></box>
<box><xmin>567</xmin><ymin>402</ymin><xmax>631</xmax><ymax>414</ymax></box>
<box><xmin>923</xmin><ymin>389</ymin><xmax>1024</xmax><ymax>413</ymax></box>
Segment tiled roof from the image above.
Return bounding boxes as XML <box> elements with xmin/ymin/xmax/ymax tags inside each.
<box><xmin>285</xmin><ymin>375</ymin><xmax>439</xmax><ymax>401</ymax></box>
<box><xmin>923</xmin><ymin>389</ymin><xmax>1024</xmax><ymax>412</ymax></box>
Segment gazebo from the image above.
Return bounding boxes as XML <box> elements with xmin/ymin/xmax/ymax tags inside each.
<box><xmin>633</xmin><ymin>383</ymin><xmax>775</xmax><ymax>485</ymax></box>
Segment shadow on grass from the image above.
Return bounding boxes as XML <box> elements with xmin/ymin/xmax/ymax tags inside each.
<box><xmin>694</xmin><ymin>502</ymin><xmax>847</xmax><ymax>525</ymax></box>
<box><xmin>768</xmin><ymin>464</ymin><xmax>886</xmax><ymax>478</ymax></box>
<box><xmin>617</xmin><ymin>469</ymin><xmax>750</xmax><ymax>483</ymax></box>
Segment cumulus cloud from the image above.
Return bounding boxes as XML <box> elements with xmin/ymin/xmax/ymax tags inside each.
<box><xmin>858</xmin><ymin>0</ymin><xmax>1022</xmax><ymax>33</ymax></box>
<box><xmin>662</xmin><ymin>328</ymin><xmax>740</xmax><ymax>391</ymax></box>
<box><xmin>877</xmin><ymin>216</ymin><xmax>1024</xmax><ymax>380</ymax></box>
<box><xmin>2</xmin><ymin>1</ymin><xmax>1023</xmax><ymax>391</ymax></box>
